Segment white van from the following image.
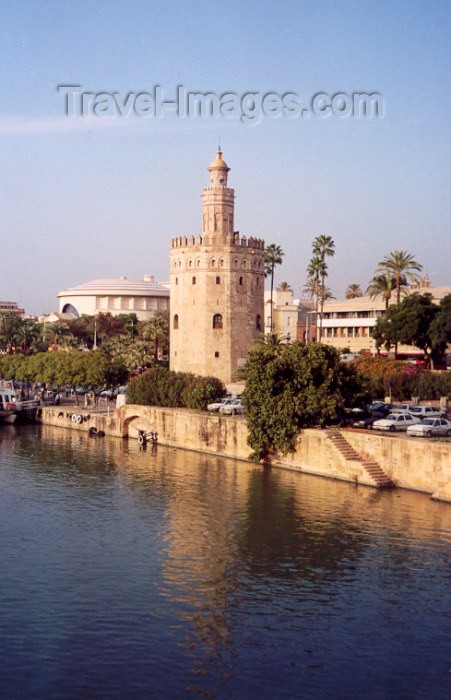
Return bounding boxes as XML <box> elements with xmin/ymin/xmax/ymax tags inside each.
<box><xmin>339</xmin><ymin>353</ymin><xmax>360</xmax><ymax>363</ymax></box>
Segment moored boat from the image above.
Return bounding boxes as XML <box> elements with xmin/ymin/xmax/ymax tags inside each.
<box><xmin>0</xmin><ymin>379</ymin><xmax>19</xmax><ymax>424</ymax></box>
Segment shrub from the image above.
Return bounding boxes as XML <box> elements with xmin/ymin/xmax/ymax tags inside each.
<box><xmin>353</xmin><ymin>355</ymin><xmax>451</xmax><ymax>400</ymax></box>
<box><xmin>243</xmin><ymin>342</ymin><xmax>366</xmax><ymax>461</ymax></box>
<box><xmin>183</xmin><ymin>376</ymin><xmax>226</xmax><ymax>410</ymax></box>
<box><xmin>126</xmin><ymin>367</ymin><xmax>225</xmax><ymax>410</ymax></box>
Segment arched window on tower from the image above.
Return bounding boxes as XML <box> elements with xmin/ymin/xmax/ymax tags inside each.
<box><xmin>256</xmin><ymin>315</ymin><xmax>262</xmax><ymax>331</ymax></box>
<box><xmin>239</xmin><ymin>276</ymin><xmax>243</xmax><ymax>286</ymax></box>
<box><xmin>173</xmin><ymin>314</ymin><xmax>179</xmax><ymax>329</ymax></box>
<box><xmin>216</xmin><ymin>276</ymin><xmax>220</xmax><ymax>284</ymax></box>
<box><xmin>213</xmin><ymin>314</ymin><xmax>223</xmax><ymax>329</ymax></box>
<box><xmin>192</xmin><ymin>276</ymin><xmax>196</xmax><ymax>285</ymax></box>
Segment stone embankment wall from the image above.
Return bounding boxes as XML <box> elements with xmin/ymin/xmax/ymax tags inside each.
<box><xmin>37</xmin><ymin>405</ymin><xmax>451</xmax><ymax>502</ymax></box>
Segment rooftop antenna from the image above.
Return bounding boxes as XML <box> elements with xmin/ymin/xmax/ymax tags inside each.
<box><xmin>218</xmin><ymin>135</ymin><xmax>221</xmax><ymax>152</ymax></box>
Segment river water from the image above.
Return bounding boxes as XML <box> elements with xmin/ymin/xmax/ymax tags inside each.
<box><xmin>0</xmin><ymin>425</ymin><xmax>450</xmax><ymax>699</ymax></box>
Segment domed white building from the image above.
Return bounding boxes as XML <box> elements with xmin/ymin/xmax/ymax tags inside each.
<box><xmin>58</xmin><ymin>275</ymin><xmax>169</xmax><ymax>321</ymax></box>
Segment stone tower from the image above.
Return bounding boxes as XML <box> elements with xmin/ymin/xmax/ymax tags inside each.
<box><xmin>170</xmin><ymin>150</ymin><xmax>265</xmax><ymax>385</ymax></box>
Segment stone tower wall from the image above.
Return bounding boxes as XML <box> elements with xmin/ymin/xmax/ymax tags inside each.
<box><xmin>169</xmin><ymin>151</ymin><xmax>265</xmax><ymax>385</ymax></box>
<box><xmin>170</xmin><ymin>234</ymin><xmax>265</xmax><ymax>384</ymax></box>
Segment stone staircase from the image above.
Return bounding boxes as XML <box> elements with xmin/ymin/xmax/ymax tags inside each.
<box><xmin>325</xmin><ymin>427</ymin><xmax>395</xmax><ymax>489</ymax></box>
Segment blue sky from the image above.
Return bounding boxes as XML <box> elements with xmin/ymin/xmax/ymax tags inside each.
<box><xmin>1</xmin><ymin>1</ymin><xmax>450</xmax><ymax>314</ymax></box>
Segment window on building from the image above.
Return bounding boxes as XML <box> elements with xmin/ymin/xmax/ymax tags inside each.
<box><xmin>173</xmin><ymin>314</ymin><xmax>179</xmax><ymax>329</ymax></box>
<box><xmin>214</xmin><ymin>351</ymin><xmax>220</xmax><ymax>358</ymax></box>
<box><xmin>213</xmin><ymin>314</ymin><xmax>223</xmax><ymax>329</ymax></box>
<box><xmin>216</xmin><ymin>276</ymin><xmax>220</xmax><ymax>284</ymax></box>
<box><xmin>175</xmin><ymin>278</ymin><xmax>178</xmax><ymax>285</ymax></box>
<box><xmin>211</xmin><ymin>259</ymin><xmax>216</xmax><ymax>268</ymax></box>
<box><xmin>192</xmin><ymin>276</ymin><xmax>196</xmax><ymax>285</ymax></box>
<box><xmin>239</xmin><ymin>276</ymin><xmax>243</xmax><ymax>285</ymax></box>
<box><xmin>256</xmin><ymin>314</ymin><xmax>262</xmax><ymax>331</ymax></box>
<box><xmin>287</xmin><ymin>316</ymin><xmax>291</xmax><ymax>326</ymax></box>
<box><xmin>188</xmin><ymin>260</ymin><xmax>192</xmax><ymax>268</ymax></box>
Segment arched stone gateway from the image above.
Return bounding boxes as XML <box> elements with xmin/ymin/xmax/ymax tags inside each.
<box><xmin>120</xmin><ymin>406</ymin><xmax>155</xmax><ymax>439</ymax></box>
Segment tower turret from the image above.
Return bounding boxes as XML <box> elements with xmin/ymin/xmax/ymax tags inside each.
<box><xmin>170</xmin><ymin>150</ymin><xmax>265</xmax><ymax>385</ymax></box>
<box><xmin>202</xmin><ymin>149</ymin><xmax>235</xmax><ymax>240</ymax></box>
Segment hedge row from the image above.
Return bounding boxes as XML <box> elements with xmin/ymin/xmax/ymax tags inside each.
<box><xmin>126</xmin><ymin>366</ymin><xmax>225</xmax><ymax>410</ymax></box>
<box><xmin>353</xmin><ymin>357</ymin><xmax>451</xmax><ymax>400</ymax></box>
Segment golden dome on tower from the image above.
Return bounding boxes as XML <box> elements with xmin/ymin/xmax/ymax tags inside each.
<box><xmin>209</xmin><ymin>149</ymin><xmax>229</xmax><ymax>171</ymax></box>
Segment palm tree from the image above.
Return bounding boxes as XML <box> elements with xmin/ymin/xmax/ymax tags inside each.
<box><xmin>304</xmin><ymin>257</ymin><xmax>324</xmax><ymax>342</ymax></box>
<box><xmin>17</xmin><ymin>320</ymin><xmax>40</xmax><ymax>353</ymax></box>
<box><xmin>366</xmin><ymin>272</ymin><xmax>395</xmax><ymax>311</ymax></box>
<box><xmin>345</xmin><ymin>283</ymin><xmax>363</xmax><ymax>299</ymax></box>
<box><xmin>264</xmin><ymin>244</ymin><xmax>284</xmax><ymax>331</ymax></box>
<box><xmin>322</xmin><ymin>287</ymin><xmax>335</xmax><ymax>302</ymax></box>
<box><xmin>311</xmin><ymin>235</ymin><xmax>335</xmax><ymax>340</ymax></box>
<box><xmin>277</xmin><ymin>281</ymin><xmax>292</xmax><ymax>292</ymax></box>
<box><xmin>140</xmin><ymin>314</ymin><xmax>169</xmax><ymax>360</ymax></box>
<box><xmin>377</xmin><ymin>250</ymin><xmax>422</xmax><ymax>306</ymax></box>
<box><xmin>255</xmin><ymin>332</ymin><xmax>287</xmax><ymax>349</ymax></box>
<box><xmin>302</xmin><ymin>276</ymin><xmax>320</xmax><ymax>300</ymax></box>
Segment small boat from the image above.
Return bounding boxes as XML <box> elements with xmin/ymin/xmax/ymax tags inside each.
<box><xmin>0</xmin><ymin>379</ymin><xmax>19</xmax><ymax>424</ymax></box>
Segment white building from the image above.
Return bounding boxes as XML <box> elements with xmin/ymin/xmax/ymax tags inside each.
<box><xmin>264</xmin><ymin>289</ymin><xmax>299</xmax><ymax>341</ymax></box>
<box><xmin>320</xmin><ymin>280</ymin><xmax>451</xmax><ymax>355</ymax></box>
<box><xmin>58</xmin><ymin>276</ymin><xmax>169</xmax><ymax>321</ymax></box>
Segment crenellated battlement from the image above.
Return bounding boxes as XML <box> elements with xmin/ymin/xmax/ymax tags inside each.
<box><xmin>171</xmin><ymin>233</ymin><xmax>265</xmax><ymax>250</ymax></box>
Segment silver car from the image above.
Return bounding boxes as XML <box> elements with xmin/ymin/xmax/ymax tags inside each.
<box><xmin>219</xmin><ymin>398</ymin><xmax>245</xmax><ymax>415</ymax></box>
<box><xmin>373</xmin><ymin>413</ymin><xmax>421</xmax><ymax>432</ymax></box>
<box><xmin>207</xmin><ymin>397</ymin><xmax>232</xmax><ymax>412</ymax></box>
<box><xmin>407</xmin><ymin>418</ymin><xmax>451</xmax><ymax>438</ymax></box>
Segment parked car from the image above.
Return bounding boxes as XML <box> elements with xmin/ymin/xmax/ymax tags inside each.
<box><xmin>373</xmin><ymin>413</ymin><xmax>421</xmax><ymax>432</ymax></box>
<box><xmin>100</xmin><ymin>389</ymin><xmax>115</xmax><ymax>399</ymax></box>
<box><xmin>406</xmin><ymin>405</ymin><xmax>446</xmax><ymax>420</ymax></box>
<box><xmin>207</xmin><ymin>397</ymin><xmax>232</xmax><ymax>412</ymax></box>
<box><xmin>389</xmin><ymin>404</ymin><xmax>411</xmax><ymax>414</ymax></box>
<box><xmin>354</xmin><ymin>411</ymin><xmax>387</xmax><ymax>429</ymax></box>
<box><xmin>407</xmin><ymin>418</ymin><xmax>451</xmax><ymax>438</ymax></box>
<box><xmin>339</xmin><ymin>353</ymin><xmax>360</xmax><ymax>363</ymax></box>
<box><xmin>219</xmin><ymin>398</ymin><xmax>245</xmax><ymax>415</ymax></box>
<box><xmin>368</xmin><ymin>402</ymin><xmax>395</xmax><ymax>415</ymax></box>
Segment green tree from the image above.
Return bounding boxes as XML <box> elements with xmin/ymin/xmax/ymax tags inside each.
<box><xmin>126</xmin><ymin>366</ymin><xmax>225</xmax><ymax>410</ymax></box>
<box><xmin>95</xmin><ymin>313</ymin><xmax>126</xmax><ymax>345</ymax></box>
<box><xmin>311</xmin><ymin>235</ymin><xmax>335</xmax><ymax>339</ymax></box>
<box><xmin>0</xmin><ymin>312</ymin><xmax>23</xmax><ymax>352</ymax></box>
<box><xmin>429</xmin><ymin>293</ymin><xmax>451</xmax><ymax>351</ymax></box>
<box><xmin>43</xmin><ymin>321</ymin><xmax>72</xmax><ymax>347</ymax></box>
<box><xmin>139</xmin><ymin>312</ymin><xmax>169</xmax><ymax>360</ymax></box>
<box><xmin>371</xmin><ymin>293</ymin><xmax>443</xmax><ymax>366</ymax></box>
<box><xmin>277</xmin><ymin>281</ymin><xmax>292</xmax><ymax>292</ymax></box>
<box><xmin>345</xmin><ymin>283</ymin><xmax>363</xmax><ymax>299</ymax></box>
<box><xmin>366</xmin><ymin>272</ymin><xmax>395</xmax><ymax>311</ymax></box>
<box><xmin>264</xmin><ymin>244</ymin><xmax>284</xmax><ymax>331</ymax></box>
<box><xmin>243</xmin><ymin>341</ymin><xmax>354</xmax><ymax>461</ymax></box>
<box><xmin>118</xmin><ymin>313</ymin><xmax>138</xmax><ymax>339</ymax></box>
<box><xmin>255</xmin><ymin>332</ymin><xmax>288</xmax><ymax>349</ymax></box>
<box><xmin>377</xmin><ymin>250</ymin><xmax>422</xmax><ymax>306</ymax></box>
